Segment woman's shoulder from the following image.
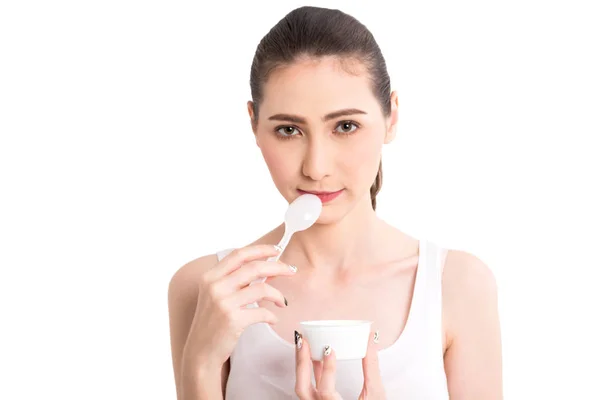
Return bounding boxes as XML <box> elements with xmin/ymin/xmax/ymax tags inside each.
<box><xmin>168</xmin><ymin>253</ymin><xmax>220</xmax><ymax>297</ymax></box>
<box><xmin>441</xmin><ymin>247</ymin><xmax>499</xmax><ymax>342</ymax></box>
<box><xmin>442</xmin><ymin>249</ymin><xmax>497</xmax><ymax>296</ymax></box>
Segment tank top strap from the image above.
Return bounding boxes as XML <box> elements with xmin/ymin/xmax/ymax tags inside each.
<box><xmin>410</xmin><ymin>239</ymin><xmax>448</xmax><ymax>351</ymax></box>
<box><xmin>421</xmin><ymin>240</ymin><xmax>448</xmax><ymax>313</ymax></box>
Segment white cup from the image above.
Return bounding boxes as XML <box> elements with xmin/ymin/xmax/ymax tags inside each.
<box><xmin>299</xmin><ymin>320</ymin><xmax>373</xmax><ymax>361</ymax></box>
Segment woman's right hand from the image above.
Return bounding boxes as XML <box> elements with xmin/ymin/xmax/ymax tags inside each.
<box><xmin>182</xmin><ymin>244</ymin><xmax>297</xmax><ymax>372</ymax></box>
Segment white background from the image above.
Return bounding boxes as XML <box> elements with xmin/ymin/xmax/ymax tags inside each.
<box><xmin>1</xmin><ymin>0</ymin><xmax>598</xmax><ymax>399</ymax></box>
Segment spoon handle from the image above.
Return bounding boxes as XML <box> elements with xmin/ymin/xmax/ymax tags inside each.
<box><xmin>268</xmin><ymin>233</ymin><xmax>291</xmax><ymax>262</ymax></box>
<box><xmin>253</xmin><ymin>229</ymin><xmax>292</xmax><ymax>284</ymax></box>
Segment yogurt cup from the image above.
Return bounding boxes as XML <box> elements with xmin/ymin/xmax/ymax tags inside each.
<box><xmin>299</xmin><ymin>320</ymin><xmax>373</xmax><ymax>361</ymax></box>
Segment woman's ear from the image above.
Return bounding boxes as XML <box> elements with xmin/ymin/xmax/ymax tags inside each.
<box><xmin>247</xmin><ymin>101</ymin><xmax>257</xmax><ymax>132</ymax></box>
<box><xmin>247</xmin><ymin>101</ymin><xmax>259</xmax><ymax>146</ymax></box>
<box><xmin>384</xmin><ymin>91</ymin><xmax>399</xmax><ymax>144</ymax></box>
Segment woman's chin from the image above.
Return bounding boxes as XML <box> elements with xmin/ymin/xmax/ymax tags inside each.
<box><xmin>312</xmin><ymin>204</ymin><xmax>353</xmax><ymax>226</ymax></box>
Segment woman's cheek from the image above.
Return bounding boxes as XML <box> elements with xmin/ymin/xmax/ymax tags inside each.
<box><xmin>262</xmin><ymin>145</ymin><xmax>296</xmax><ymax>186</ymax></box>
<box><xmin>347</xmin><ymin>136</ymin><xmax>380</xmax><ymax>172</ymax></box>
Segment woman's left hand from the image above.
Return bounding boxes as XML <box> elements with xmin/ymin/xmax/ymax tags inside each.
<box><xmin>294</xmin><ymin>331</ymin><xmax>386</xmax><ymax>399</ymax></box>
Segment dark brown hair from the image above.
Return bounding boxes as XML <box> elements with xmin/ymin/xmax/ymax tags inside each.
<box><xmin>249</xmin><ymin>6</ymin><xmax>391</xmax><ymax>210</ymax></box>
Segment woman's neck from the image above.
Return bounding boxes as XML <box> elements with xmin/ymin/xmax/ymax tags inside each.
<box><xmin>279</xmin><ymin>195</ymin><xmax>387</xmax><ymax>272</ymax></box>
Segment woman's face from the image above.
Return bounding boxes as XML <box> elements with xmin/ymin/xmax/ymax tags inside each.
<box><xmin>249</xmin><ymin>56</ymin><xmax>398</xmax><ymax>224</ymax></box>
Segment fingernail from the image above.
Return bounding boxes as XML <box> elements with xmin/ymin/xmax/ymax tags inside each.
<box><xmin>284</xmin><ymin>297</ymin><xmax>288</xmax><ymax>306</ymax></box>
<box><xmin>323</xmin><ymin>345</ymin><xmax>331</xmax><ymax>357</ymax></box>
<box><xmin>289</xmin><ymin>264</ymin><xmax>297</xmax><ymax>273</ymax></box>
<box><xmin>274</xmin><ymin>245</ymin><xmax>283</xmax><ymax>252</ymax></box>
<box><xmin>294</xmin><ymin>330</ymin><xmax>302</xmax><ymax>350</ymax></box>
<box><xmin>373</xmin><ymin>331</ymin><xmax>380</xmax><ymax>344</ymax></box>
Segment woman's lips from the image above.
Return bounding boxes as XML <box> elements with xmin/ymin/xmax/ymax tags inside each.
<box><xmin>297</xmin><ymin>189</ymin><xmax>344</xmax><ymax>203</ymax></box>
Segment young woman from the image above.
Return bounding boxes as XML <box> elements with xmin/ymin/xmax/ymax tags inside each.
<box><xmin>168</xmin><ymin>6</ymin><xmax>502</xmax><ymax>399</ymax></box>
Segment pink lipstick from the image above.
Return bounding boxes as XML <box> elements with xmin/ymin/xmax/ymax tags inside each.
<box><xmin>297</xmin><ymin>189</ymin><xmax>344</xmax><ymax>203</ymax></box>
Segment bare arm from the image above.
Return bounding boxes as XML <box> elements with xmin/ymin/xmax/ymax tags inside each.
<box><xmin>168</xmin><ymin>244</ymin><xmax>291</xmax><ymax>399</ymax></box>
<box><xmin>443</xmin><ymin>250</ymin><xmax>503</xmax><ymax>399</ymax></box>
<box><xmin>168</xmin><ymin>255</ymin><xmax>228</xmax><ymax>400</ymax></box>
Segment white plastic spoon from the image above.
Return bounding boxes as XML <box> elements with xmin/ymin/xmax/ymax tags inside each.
<box><xmin>254</xmin><ymin>193</ymin><xmax>322</xmax><ymax>283</ymax></box>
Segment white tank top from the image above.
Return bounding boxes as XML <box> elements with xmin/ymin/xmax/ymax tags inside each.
<box><xmin>216</xmin><ymin>239</ymin><xmax>449</xmax><ymax>399</ymax></box>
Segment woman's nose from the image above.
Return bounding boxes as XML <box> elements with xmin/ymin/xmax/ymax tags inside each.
<box><xmin>301</xmin><ymin>138</ymin><xmax>332</xmax><ymax>181</ymax></box>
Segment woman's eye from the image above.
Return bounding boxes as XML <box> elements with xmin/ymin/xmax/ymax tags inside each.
<box><xmin>335</xmin><ymin>121</ymin><xmax>358</xmax><ymax>134</ymax></box>
<box><xmin>277</xmin><ymin>126</ymin><xmax>300</xmax><ymax>137</ymax></box>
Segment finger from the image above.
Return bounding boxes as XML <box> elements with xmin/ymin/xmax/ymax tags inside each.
<box><xmin>312</xmin><ymin>359</ymin><xmax>323</xmax><ymax>387</ymax></box>
<box><xmin>294</xmin><ymin>331</ymin><xmax>316</xmax><ymax>399</ymax></box>
<box><xmin>224</xmin><ymin>259</ymin><xmax>297</xmax><ymax>289</ymax></box>
<box><xmin>235</xmin><ymin>306</ymin><xmax>278</xmax><ymax>328</ymax></box>
<box><xmin>226</xmin><ymin>282</ymin><xmax>287</xmax><ymax>308</ymax></box>
<box><xmin>362</xmin><ymin>331</ymin><xmax>383</xmax><ymax>391</ymax></box>
<box><xmin>316</xmin><ymin>345</ymin><xmax>339</xmax><ymax>398</ymax></box>
<box><xmin>204</xmin><ymin>244</ymin><xmax>282</xmax><ymax>282</ymax></box>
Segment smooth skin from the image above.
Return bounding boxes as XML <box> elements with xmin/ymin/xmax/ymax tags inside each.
<box><xmin>168</xmin><ymin>55</ymin><xmax>502</xmax><ymax>399</ymax></box>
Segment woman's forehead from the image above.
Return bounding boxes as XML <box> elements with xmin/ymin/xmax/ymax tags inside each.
<box><xmin>260</xmin><ymin>57</ymin><xmax>379</xmax><ymax>118</ymax></box>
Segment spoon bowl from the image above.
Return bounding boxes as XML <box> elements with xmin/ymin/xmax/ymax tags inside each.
<box><xmin>284</xmin><ymin>193</ymin><xmax>323</xmax><ymax>233</ymax></box>
<box><xmin>253</xmin><ymin>193</ymin><xmax>322</xmax><ymax>284</ymax></box>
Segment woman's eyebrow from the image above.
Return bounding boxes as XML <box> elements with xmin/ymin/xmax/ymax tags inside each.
<box><xmin>323</xmin><ymin>108</ymin><xmax>367</xmax><ymax>121</ymax></box>
<box><xmin>268</xmin><ymin>108</ymin><xmax>367</xmax><ymax>124</ymax></box>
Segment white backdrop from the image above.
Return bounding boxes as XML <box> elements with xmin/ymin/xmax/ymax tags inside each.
<box><xmin>1</xmin><ymin>0</ymin><xmax>598</xmax><ymax>399</ymax></box>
